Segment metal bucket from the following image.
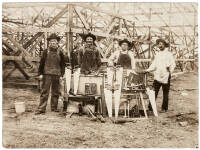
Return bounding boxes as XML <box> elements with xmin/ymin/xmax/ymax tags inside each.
<box><xmin>15</xmin><ymin>101</ymin><xmax>25</xmax><ymax>114</ymax></box>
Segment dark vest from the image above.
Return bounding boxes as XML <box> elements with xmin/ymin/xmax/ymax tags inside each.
<box><xmin>44</xmin><ymin>49</ymin><xmax>61</xmax><ymax>76</ymax></box>
<box><xmin>117</xmin><ymin>51</ymin><xmax>132</xmax><ymax>69</ymax></box>
<box><xmin>81</xmin><ymin>45</ymin><xmax>100</xmax><ymax>74</ymax></box>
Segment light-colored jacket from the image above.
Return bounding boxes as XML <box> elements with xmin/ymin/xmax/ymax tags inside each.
<box><xmin>147</xmin><ymin>49</ymin><xmax>176</xmax><ymax>84</ymax></box>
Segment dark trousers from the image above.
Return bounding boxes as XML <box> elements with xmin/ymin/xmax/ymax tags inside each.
<box><xmin>148</xmin><ymin>75</ymin><xmax>171</xmax><ymax>111</ymax></box>
<box><xmin>38</xmin><ymin>74</ymin><xmax>60</xmax><ymax>112</ymax></box>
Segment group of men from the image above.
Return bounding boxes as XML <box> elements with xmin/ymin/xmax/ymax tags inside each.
<box><xmin>35</xmin><ymin>32</ymin><xmax>175</xmax><ymax>116</ymax></box>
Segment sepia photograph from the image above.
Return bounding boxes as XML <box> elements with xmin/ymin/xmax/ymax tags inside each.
<box><xmin>2</xmin><ymin>1</ymin><xmax>199</xmax><ymax>148</ymax></box>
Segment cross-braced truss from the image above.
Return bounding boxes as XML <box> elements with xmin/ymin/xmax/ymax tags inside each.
<box><xmin>2</xmin><ymin>2</ymin><xmax>198</xmax><ymax>80</ymax></box>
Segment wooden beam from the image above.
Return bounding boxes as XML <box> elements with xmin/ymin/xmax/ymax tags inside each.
<box><xmin>3</xmin><ymin>67</ymin><xmax>17</xmax><ymax>81</ymax></box>
<box><xmin>123</xmin><ymin>19</ymin><xmax>132</xmax><ymax>37</ymax></box>
<box><xmin>29</xmin><ymin>34</ymin><xmax>44</xmax><ymax>57</ymax></box>
<box><xmin>72</xmin><ymin>3</ymin><xmax>132</xmax><ymax>22</ymax></box>
<box><xmin>23</xmin><ymin>5</ymin><xmax>69</xmax><ymax>49</ymax></box>
<box><xmin>73</xmin><ymin>6</ymin><xmax>90</xmax><ymax>30</ymax></box>
<box><xmin>104</xmin><ymin>41</ymin><xmax>114</xmax><ymax>58</ymax></box>
<box><xmin>3</xmin><ymin>2</ymin><xmax>67</xmax><ymax>8</ymax></box>
<box><xmin>102</xmin><ymin>17</ymin><xmax>115</xmax><ymax>33</ymax></box>
<box><xmin>94</xmin><ymin>41</ymin><xmax>106</xmax><ymax>59</ymax></box>
<box><xmin>4</xmin><ymin>34</ymin><xmax>31</xmax><ymax>57</ymax></box>
<box><xmin>66</xmin><ymin>4</ymin><xmax>73</xmax><ymax>58</ymax></box>
<box><xmin>2</xmin><ymin>39</ymin><xmax>17</xmax><ymax>52</ymax></box>
<box><xmin>2</xmin><ymin>55</ymin><xmax>40</xmax><ymax>62</ymax></box>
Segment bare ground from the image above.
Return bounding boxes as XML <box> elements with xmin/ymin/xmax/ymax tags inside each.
<box><xmin>2</xmin><ymin>71</ymin><xmax>198</xmax><ymax>148</ymax></box>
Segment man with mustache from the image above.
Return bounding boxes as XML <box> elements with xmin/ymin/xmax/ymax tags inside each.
<box><xmin>35</xmin><ymin>33</ymin><xmax>66</xmax><ymax>115</ymax></box>
<box><xmin>79</xmin><ymin>33</ymin><xmax>101</xmax><ymax>75</ymax></box>
<box><xmin>108</xmin><ymin>38</ymin><xmax>136</xmax><ymax>71</ymax></box>
<box><xmin>146</xmin><ymin>38</ymin><xmax>176</xmax><ymax>113</ymax></box>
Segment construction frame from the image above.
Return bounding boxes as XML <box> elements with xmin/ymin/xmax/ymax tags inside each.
<box><xmin>2</xmin><ymin>2</ymin><xmax>198</xmax><ymax>81</ymax></box>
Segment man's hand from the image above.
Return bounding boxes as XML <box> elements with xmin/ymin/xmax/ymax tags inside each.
<box><xmin>39</xmin><ymin>75</ymin><xmax>43</xmax><ymax>80</ymax></box>
<box><xmin>166</xmin><ymin>67</ymin><xmax>170</xmax><ymax>72</ymax></box>
<box><xmin>60</xmin><ymin>76</ymin><xmax>64</xmax><ymax>80</ymax></box>
<box><xmin>66</xmin><ymin>66</ymin><xmax>72</xmax><ymax>70</ymax></box>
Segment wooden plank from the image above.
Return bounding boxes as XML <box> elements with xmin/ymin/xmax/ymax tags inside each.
<box><xmin>73</xmin><ymin>6</ymin><xmax>90</xmax><ymax>30</ymax></box>
<box><xmin>123</xmin><ymin>19</ymin><xmax>132</xmax><ymax>37</ymax></box>
<box><xmin>4</xmin><ymin>34</ymin><xmax>31</xmax><ymax>57</ymax></box>
<box><xmin>2</xmin><ymin>55</ymin><xmax>40</xmax><ymax>62</ymax></box>
<box><xmin>139</xmin><ymin>92</ymin><xmax>148</xmax><ymax>119</ymax></box>
<box><xmin>3</xmin><ymin>39</ymin><xmax>18</xmax><ymax>52</ymax></box>
<box><xmin>104</xmin><ymin>41</ymin><xmax>114</xmax><ymax>58</ymax></box>
<box><xmin>103</xmin><ymin>17</ymin><xmax>116</xmax><ymax>33</ymax></box>
<box><xmin>66</xmin><ymin>4</ymin><xmax>73</xmax><ymax>58</ymax></box>
<box><xmin>72</xmin><ymin>3</ymin><xmax>132</xmax><ymax>22</ymax></box>
<box><xmin>3</xmin><ymin>67</ymin><xmax>17</xmax><ymax>81</ymax></box>
<box><xmin>94</xmin><ymin>42</ymin><xmax>106</xmax><ymax>59</ymax></box>
<box><xmin>2</xmin><ymin>47</ymin><xmax>11</xmax><ymax>56</ymax></box>
<box><xmin>29</xmin><ymin>35</ymin><xmax>44</xmax><ymax>57</ymax></box>
<box><xmin>23</xmin><ymin>5</ymin><xmax>69</xmax><ymax>49</ymax></box>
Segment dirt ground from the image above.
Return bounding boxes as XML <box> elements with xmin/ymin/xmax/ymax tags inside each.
<box><xmin>2</xmin><ymin>71</ymin><xmax>198</xmax><ymax>148</ymax></box>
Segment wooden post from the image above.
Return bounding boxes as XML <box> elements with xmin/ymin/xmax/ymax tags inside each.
<box><xmin>148</xmin><ymin>8</ymin><xmax>152</xmax><ymax>67</ymax></box>
<box><xmin>192</xmin><ymin>8</ymin><xmax>196</xmax><ymax>70</ymax></box>
<box><xmin>66</xmin><ymin>4</ymin><xmax>73</xmax><ymax>59</ymax></box>
<box><xmin>119</xmin><ymin>18</ymin><xmax>122</xmax><ymax>36</ymax></box>
<box><xmin>44</xmin><ymin>32</ymin><xmax>48</xmax><ymax>49</ymax></box>
<box><xmin>169</xmin><ymin>3</ymin><xmax>172</xmax><ymax>52</ymax></box>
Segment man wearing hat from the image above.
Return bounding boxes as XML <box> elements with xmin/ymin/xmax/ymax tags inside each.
<box><xmin>79</xmin><ymin>33</ymin><xmax>101</xmax><ymax>74</ymax></box>
<box><xmin>108</xmin><ymin>39</ymin><xmax>136</xmax><ymax>70</ymax></box>
<box><xmin>35</xmin><ymin>33</ymin><xmax>67</xmax><ymax>115</ymax></box>
<box><xmin>146</xmin><ymin>38</ymin><xmax>176</xmax><ymax>113</ymax></box>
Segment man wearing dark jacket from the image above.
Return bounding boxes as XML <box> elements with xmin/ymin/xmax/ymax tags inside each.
<box><xmin>79</xmin><ymin>33</ymin><xmax>101</xmax><ymax>75</ymax></box>
<box><xmin>35</xmin><ymin>33</ymin><xmax>66</xmax><ymax>115</ymax></box>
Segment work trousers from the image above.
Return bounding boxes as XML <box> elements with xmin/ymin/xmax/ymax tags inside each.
<box><xmin>37</xmin><ymin>74</ymin><xmax>60</xmax><ymax>112</ymax></box>
<box><xmin>148</xmin><ymin>75</ymin><xmax>171</xmax><ymax>111</ymax></box>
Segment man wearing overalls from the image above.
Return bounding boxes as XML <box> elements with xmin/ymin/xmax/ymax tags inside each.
<box><xmin>35</xmin><ymin>33</ymin><xmax>66</xmax><ymax>115</ymax></box>
<box><xmin>108</xmin><ymin>39</ymin><xmax>136</xmax><ymax>72</ymax></box>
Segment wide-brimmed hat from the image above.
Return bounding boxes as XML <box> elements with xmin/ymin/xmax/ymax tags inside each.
<box><xmin>83</xmin><ymin>33</ymin><xmax>96</xmax><ymax>41</ymax></box>
<box><xmin>119</xmin><ymin>39</ymin><xmax>132</xmax><ymax>49</ymax></box>
<box><xmin>156</xmin><ymin>38</ymin><xmax>169</xmax><ymax>47</ymax></box>
<box><xmin>47</xmin><ymin>33</ymin><xmax>61</xmax><ymax>42</ymax></box>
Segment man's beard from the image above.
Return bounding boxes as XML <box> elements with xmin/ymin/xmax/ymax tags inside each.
<box><xmin>159</xmin><ymin>47</ymin><xmax>165</xmax><ymax>51</ymax></box>
<box><xmin>86</xmin><ymin>42</ymin><xmax>93</xmax><ymax>45</ymax></box>
<box><xmin>49</xmin><ymin>46</ymin><xmax>57</xmax><ymax>51</ymax></box>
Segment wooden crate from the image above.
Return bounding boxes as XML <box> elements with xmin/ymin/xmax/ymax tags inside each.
<box><xmin>71</xmin><ymin>74</ymin><xmax>104</xmax><ymax>96</ymax></box>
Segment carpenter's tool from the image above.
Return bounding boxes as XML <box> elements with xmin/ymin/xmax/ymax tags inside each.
<box><xmin>127</xmin><ymin>100</ymin><xmax>130</xmax><ymax>118</ymax></box>
<box><xmin>86</xmin><ymin>107</ymin><xmax>97</xmax><ymax>119</ymax></box>
<box><xmin>87</xmin><ymin>107</ymin><xmax>105</xmax><ymax>123</ymax></box>
<box><xmin>139</xmin><ymin>92</ymin><xmax>148</xmax><ymax>118</ymax></box>
<box><xmin>73</xmin><ymin>66</ymin><xmax>80</xmax><ymax>95</ymax></box>
<box><xmin>104</xmin><ymin>67</ymin><xmax>113</xmax><ymax>117</ymax></box>
<box><xmin>113</xmin><ymin>66</ymin><xmax>123</xmax><ymax>118</ymax></box>
<box><xmin>65</xmin><ymin>63</ymin><xmax>72</xmax><ymax>94</ymax></box>
<box><xmin>66</xmin><ymin>112</ymin><xmax>74</xmax><ymax>118</ymax></box>
<box><xmin>111</xmin><ymin>118</ymin><xmax>138</xmax><ymax>124</ymax></box>
<box><xmin>124</xmin><ymin>103</ymin><xmax>127</xmax><ymax>118</ymax></box>
<box><xmin>146</xmin><ymin>87</ymin><xmax>158</xmax><ymax>117</ymax></box>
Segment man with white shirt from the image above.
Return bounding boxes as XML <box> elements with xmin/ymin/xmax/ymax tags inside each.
<box><xmin>146</xmin><ymin>38</ymin><xmax>176</xmax><ymax>113</ymax></box>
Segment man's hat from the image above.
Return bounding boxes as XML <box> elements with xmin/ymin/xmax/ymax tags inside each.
<box><xmin>47</xmin><ymin>33</ymin><xmax>61</xmax><ymax>42</ymax></box>
<box><xmin>156</xmin><ymin>38</ymin><xmax>169</xmax><ymax>47</ymax></box>
<box><xmin>119</xmin><ymin>39</ymin><xmax>132</xmax><ymax>49</ymax></box>
<box><xmin>83</xmin><ymin>33</ymin><xmax>96</xmax><ymax>41</ymax></box>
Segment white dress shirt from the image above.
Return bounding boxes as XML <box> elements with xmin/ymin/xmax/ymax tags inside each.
<box><xmin>147</xmin><ymin>49</ymin><xmax>176</xmax><ymax>84</ymax></box>
<box><xmin>108</xmin><ymin>50</ymin><xmax>136</xmax><ymax>70</ymax></box>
